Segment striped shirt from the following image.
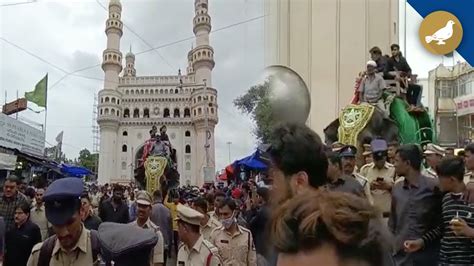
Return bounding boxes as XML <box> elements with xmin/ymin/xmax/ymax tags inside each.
<box><xmin>421</xmin><ymin>192</ymin><xmax>474</xmax><ymax>264</ymax></box>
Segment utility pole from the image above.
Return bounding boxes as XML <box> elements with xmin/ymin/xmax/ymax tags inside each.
<box><xmin>227</xmin><ymin>141</ymin><xmax>232</xmax><ymax>164</ymax></box>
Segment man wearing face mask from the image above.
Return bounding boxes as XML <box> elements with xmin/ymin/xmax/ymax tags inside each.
<box><xmin>98</xmin><ymin>184</ymin><xmax>129</xmax><ymax>224</ymax></box>
<box><xmin>210</xmin><ymin>198</ymin><xmax>257</xmax><ymax>266</ymax></box>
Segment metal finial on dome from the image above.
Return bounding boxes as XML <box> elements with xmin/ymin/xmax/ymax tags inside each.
<box><xmin>126</xmin><ymin>45</ymin><xmax>135</xmax><ymax>58</ymax></box>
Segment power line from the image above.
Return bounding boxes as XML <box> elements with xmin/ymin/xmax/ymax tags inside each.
<box><xmin>95</xmin><ymin>0</ymin><xmax>175</xmax><ymax>71</ymax></box>
<box><xmin>0</xmin><ymin>37</ymin><xmax>69</xmax><ymax>74</ymax></box>
<box><xmin>46</xmin><ymin>14</ymin><xmax>265</xmax><ymax>88</ymax></box>
<box><xmin>1</xmin><ymin>15</ymin><xmax>265</xmax><ymax>90</ymax></box>
<box><xmin>136</xmin><ymin>15</ymin><xmax>265</xmax><ymax>56</ymax></box>
<box><xmin>68</xmin><ymin>15</ymin><xmax>265</xmax><ymax>75</ymax></box>
<box><xmin>0</xmin><ymin>0</ymin><xmax>36</xmax><ymax>7</ymax></box>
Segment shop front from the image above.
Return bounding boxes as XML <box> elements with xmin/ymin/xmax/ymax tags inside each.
<box><xmin>455</xmin><ymin>95</ymin><xmax>474</xmax><ymax>145</ymax></box>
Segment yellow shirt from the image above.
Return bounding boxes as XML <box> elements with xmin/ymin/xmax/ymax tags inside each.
<box><xmin>27</xmin><ymin>226</ymin><xmax>98</xmax><ymax>266</ymax></box>
<box><xmin>164</xmin><ymin>199</ymin><xmax>179</xmax><ymax>231</ymax></box>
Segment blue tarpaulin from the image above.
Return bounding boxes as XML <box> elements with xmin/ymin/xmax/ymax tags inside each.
<box><xmin>59</xmin><ymin>163</ymin><xmax>92</xmax><ymax>177</ymax></box>
<box><xmin>233</xmin><ymin>150</ymin><xmax>268</xmax><ymax>171</ymax></box>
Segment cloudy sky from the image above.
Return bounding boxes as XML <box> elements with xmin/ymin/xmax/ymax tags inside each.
<box><xmin>0</xmin><ymin>0</ymin><xmax>466</xmax><ymax>172</ymax></box>
<box><xmin>0</xmin><ymin>0</ymin><xmax>263</xmax><ymax>172</ymax></box>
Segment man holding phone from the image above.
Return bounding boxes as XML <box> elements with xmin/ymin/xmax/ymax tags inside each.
<box><xmin>360</xmin><ymin>139</ymin><xmax>396</xmax><ymax>222</ymax></box>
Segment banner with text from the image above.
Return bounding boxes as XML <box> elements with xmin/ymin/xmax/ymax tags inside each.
<box><xmin>0</xmin><ymin>113</ymin><xmax>45</xmax><ymax>157</ymax></box>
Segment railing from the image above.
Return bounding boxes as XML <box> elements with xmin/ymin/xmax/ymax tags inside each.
<box><xmin>120</xmin><ymin>75</ymin><xmax>194</xmax><ymax>85</ymax></box>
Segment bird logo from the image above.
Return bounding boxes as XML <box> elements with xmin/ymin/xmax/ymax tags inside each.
<box><xmin>419</xmin><ymin>11</ymin><xmax>463</xmax><ymax>55</ymax></box>
<box><xmin>425</xmin><ymin>20</ymin><xmax>455</xmax><ymax>45</ymax></box>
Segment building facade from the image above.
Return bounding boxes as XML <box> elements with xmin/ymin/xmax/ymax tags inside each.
<box><xmin>97</xmin><ymin>0</ymin><xmax>218</xmax><ymax>185</ymax></box>
<box><xmin>427</xmin><ymin>62</ymin><xmax>473</xmax><ymax>147</ymax></box>
<box><xmin>264</xmin><ymin>0</ymin><xmax>399</xmax><ymax>134</ymax></box>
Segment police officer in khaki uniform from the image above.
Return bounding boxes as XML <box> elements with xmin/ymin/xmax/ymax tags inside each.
<box><xmin>362</xmin><ymin>143</ymin><xmax>373</xmax><ymax>165</ymax></box>
<box><xmin>422</xmin><ymin>143</ymin><xmax>445</xmax><ymax>178</ymax></box>
<box><xmin>209</xmin><ymin>198</ymin><xmax>257</xmax><ymax>266</ymax></box>
<box><xmin>176</xmin><ymin>204</ymin><xmax>222</xmax><ymax>266</ymax></box>
<box><xmin>326</xmin><ymin>151</ymin><xmax>365</xmax><ymax>197</ymax></box>
<box><xmin>339</xmin><ymin>145</ymin><xmax>374</xmax><ymax>204</ymax></box>
<box><xmin>192</xmin><ymin>197</ymin><xmax>221</xmax><ymax>241</ymax></box>
<box><xmin>129</xmin><ymin>191</ymin><xmax>164</xmax><ymax>266</ymax></box>
<box><xmin>27</xmin><ymin>177</ymin><xmax>101</xmax><ymax>266</ymax></box>
<box><xmin>360</xmin><ymin>139</ymin><xmax>396</xmax><ymax>221</ymax></box>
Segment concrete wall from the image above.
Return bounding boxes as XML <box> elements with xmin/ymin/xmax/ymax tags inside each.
<box><xmin>264</xmin><ymin>0</ymin><xmax>399</xmax><ymax>134</ymax></box>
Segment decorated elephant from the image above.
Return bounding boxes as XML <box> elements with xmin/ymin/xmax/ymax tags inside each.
<box><xmin>324</xmin><ymin>96</ymin><xmax>435</xmax><ymax>150</ymax></box>
<box><xmin>323</xmin><ymin>103</ymin><xmax>399</xmax><ymax>148</ymax></box>
<box><xmin>134</xmin><ymin>126</ymin><xmax>179</xmax><ymax>200</ymax></box>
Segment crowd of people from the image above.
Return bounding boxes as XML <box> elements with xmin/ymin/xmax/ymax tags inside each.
<box><xmin>0</xmin><ymin>169</ymin><xmax>271</xmax><ymax>265</ymax></box>
<box><xmin>1</xmin><ymin>122</ymin><xmax>474</xmax><ymax>266</ymax></box>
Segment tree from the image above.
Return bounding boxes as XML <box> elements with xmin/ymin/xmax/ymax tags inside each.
<box><xmin>234</xmin><ymin>80</ymin><xmax>273</xmax><ymax>143</ymax></box>
<box><xmin>78</xmin><ymin>148</ymin><xmax>99</xmax><ymax>173</ymax></box>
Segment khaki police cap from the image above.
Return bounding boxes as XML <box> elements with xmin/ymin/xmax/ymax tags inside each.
<box><xmin>175</xmin><ymin>204</ymin><xmax>204</xmax><ymax>226</ymax></box>
<box><xmin>424</xmin><ymin>143</ymin><xmax>445</xmax><ymax>156</ymax></box>
<box><xmin>331</xmin><ymin>142</ymin><xmax>344</xmax><ymax>152</ymax></box>
<box><xmin>136</xmin><ymin>190</ymin><xmax>152</xmax><ymax>206</ymax></box>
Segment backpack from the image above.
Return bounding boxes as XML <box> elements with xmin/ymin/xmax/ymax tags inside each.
<box><xmin>37</xmin><ymin>229</ymin><xmax>100</xmax><ymax>266</ymax></box>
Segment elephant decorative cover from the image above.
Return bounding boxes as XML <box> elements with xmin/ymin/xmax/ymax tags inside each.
<box><xmin>144</xmin><ymin>156</ymin><xmax>168</xmax><ymax>195</ymax></box>
<box><xmin>338</xmin><ymin>104</ymin><xmax>375</xmax><ymax>146</ymax></box>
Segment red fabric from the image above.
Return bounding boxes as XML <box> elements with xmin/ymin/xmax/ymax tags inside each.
<box><xmin>351</xmin><ymin>77</ymin><xmax>363</xmax><ymax>104</ymax></box>
<box><xmin>140</xmin><ymin>138</ymin><xmax>156</xmax><ymax>167</ymax></box>
<box><xmin>231</xmin><ymin>188</ymin><xmax>242</xmax><ymax>199</ymax></box>
<box><xmin>218</xmin><ymin>173</ymin><xmax>227</xmax><ymax>181</ymax></box>
<box><xmin>225</xmin><ymin>164</ymin><xmax>234</xmax><ymax>174</ymax></box>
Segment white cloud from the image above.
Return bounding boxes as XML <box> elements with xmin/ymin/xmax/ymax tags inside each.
<box><xmin>1</xmin><ymin>0</ymin><xmax>264</xmax><ymax>172</ymax></box>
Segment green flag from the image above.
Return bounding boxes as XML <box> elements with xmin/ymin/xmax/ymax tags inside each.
<box><xmin>25</xmin><ymin>74</ymin><xmax>48</xmax><ymax>108</ymax></box>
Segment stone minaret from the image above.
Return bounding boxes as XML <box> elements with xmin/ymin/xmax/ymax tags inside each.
<box><xmin>97</xmin><ymin>0</ymin><xmax>123</xmax><ymax>184</ymax></box>
<box><xmin>191</xmin><ymin>0</ymin><xmax>214</xmax><ymax>86</ymax></box>
<box><xmin>123</xmin><ymin>46</ymin><xmax>136</xmax><ymax>77</ymax></box>
<box><xmin>190</xmin><ymin>0</ymin><xmax>218</xmax><ymax>186</ymax></box>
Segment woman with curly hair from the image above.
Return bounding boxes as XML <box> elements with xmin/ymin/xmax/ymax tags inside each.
<box><xmin>271</xmin><ymin>190</ymin><xmax>394</xmax><ymax>266</ymax></box>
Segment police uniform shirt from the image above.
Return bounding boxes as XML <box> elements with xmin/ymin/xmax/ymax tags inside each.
<box><xmin>130</xmin><ymin>219</ymin><xmax>164</xmax><ymax>264</ymax></box>
<box><xmin>360</xmin><ymin>162</ymin><xmax>396</xmax><ymax>213</ymax></box>
<box><xmin>422</xmin><ymin>167</ymin><xmax>437</xmax><ymax>179</ymax></box>
<box><xmin>209</xmin><ymin>225</ymin><xmax>257</xmax><ymax>266</ymax></box>
<box><xmin>351</xmin><ymin>171</ymin><xmax>374</xmax><ymax>205</ymax></box>
<box><xmin>27</xmin><ymin>226</ymin><xmax>96</xmax><ymax>266</ymax></box>
<box><xmin>177</xmin><ymin>235</ymin><xmax>222</xmax><ymax>266</ymax></box>
<box><xmin>208</xmin><ymin>211</ymin><xmax>218</xmax><ymax>221</ymax></box>
<box><xmin>201</xmin><ymin>215</ymin><xmax>221</xmax><ymax>241</ymax></box>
